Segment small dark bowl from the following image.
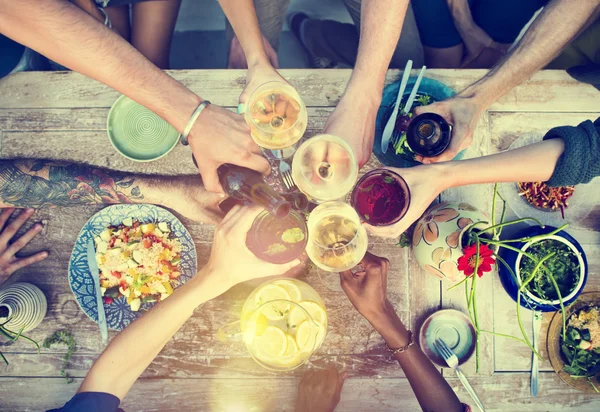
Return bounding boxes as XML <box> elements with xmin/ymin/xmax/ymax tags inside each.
<box><xmin>498</xmin><ymin>226</ymin><xmax>588</xmax><ymax>312</ymax></box>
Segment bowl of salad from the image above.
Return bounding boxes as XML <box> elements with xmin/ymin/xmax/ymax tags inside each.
<box><xmin>547</xmin><ymin>292</ymin><xmax>600</xmax><ymax>393</ymax></box>
<box><xmin>69</xmin><ymin>204</ymin><xmax>197</xmax><ymax>330</ymax></box>
<box><xmin>498</xmin><ymin>226</ymin><xmax>588</xmax><ymax>312</ymax></box>
<box><xmin>95</xmin><ymin>217</ymin><xmax>182</xmax><ymax>312</ymax></box>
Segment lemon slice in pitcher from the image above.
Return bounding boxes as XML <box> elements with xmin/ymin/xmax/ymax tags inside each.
<box><xmin>273</xmin><ymin>280</ymin><xmax>302</xmax><ymax>302</ymax></box>
<box><xmin>289</xmin><ymin>301</ymin><xmax>326</xmax><ymax>327</ymax></box>
<box><xmin>242</xmin><ymin>313</ymin><xmax>269</xmax><ymax>345</ymax></box>
<box><xmin>256</xmin><ymin>326</ymin><xmax>288</xmax><ymax>359</ymax></box>
<box><xmin>296</xmin><ymin>320</ymin><xmax>326</xmax><ymax>351</ymax></box>
<box><xmin>254</xmin><ymin>284</ymin><xmax>291</xmax><ymax>320</ymax></box>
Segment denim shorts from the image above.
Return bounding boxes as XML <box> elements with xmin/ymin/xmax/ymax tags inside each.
<box><xmin>412</xmin><ymin>0</ymin><xmax>549</xmax><ymax>48</ymax></box>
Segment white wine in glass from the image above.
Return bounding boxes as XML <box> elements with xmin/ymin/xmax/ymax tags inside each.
<box><xmin>306</xmin><ymin>201</ymin><xmax>368</xmax><ymax>272</ymax></box>
<box><xmin>291</xmin><ymin>134</ymin><xmax>358</xmax><ymax>203</ymax></box>
<box><xmin>245</xmin><ymin>81</ymin><xmax>308</xmax><ymax>154</ymax></box>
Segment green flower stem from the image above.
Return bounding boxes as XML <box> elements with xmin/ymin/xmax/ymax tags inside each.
<box><xmin>478</xmin><ymin>329</ymin><xmax>531</xmax><ymax>346</ymax></box>
<box><xmin>497</xmin><ymin>224</ymin><xmax>569</xmax><ymax>244</ymax></box>
<box><xmin>518</xmin><ymin>253</ymin><xmax>556</xmax><ymax>294</ymax></box>
<box><xmin>545</xmin><ymin>269</ymin><xmax>567</xmax><ymax>341</ymax></box>
<box><xmin>479</xmin><ymin>239</ymin><xmax>538</xmax><ymax>260</ymax></box>
<box><xmin>478</xmin><ymin>218</ymin><xmax>546</xmax><ymax>235</ymax></box>
<box><xmin>0</xmin><ymin>350</ymin><xmax>7</xmax><ymax>365</ymax></box>
<box><xmin>472</xmin><ymin>239</ymin><xmax>481</xmax><ymax>372</ymax></box>
<box><xmin>514</xmin><ymin>251</ymin><xmax>548</xmax><ymax>361</ymax></box>
<box><xmin>1</xmin><ymin>325</ymin><xmax>40</xmax><ymax>353</ymax></box>
<box><xmin>448</xmin><ymin>275</ymin><xmax>470</xmax><ymax>291</ymax></box>
<box><xmin>516</xmin><ymin>288</ymin><xmax>543</xmax><ymax>360</ymax></box>
<box><xmin>587</xmin><ymin>378</ymin><xmax>600</xmax><ymax>394</ymax></box>
<box><xmin>494</xmin><ymin>253</ymin><xmax>517</xmax><ymax>282</ymax></box>
<box><xmin>498</xmin><ymin>193</ymin><xmax>507</xmax><ymax>237</ymax></box>
<box><xmin>491</xmin><ymin>184</ymin><xmax>498</xmax><ymax>234</ymax></box>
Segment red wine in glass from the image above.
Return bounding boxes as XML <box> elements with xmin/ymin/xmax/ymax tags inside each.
<box><xmin>350</xmin><ymin>169</ymin><xmax>411</xmax><ymax>226</ymax></box>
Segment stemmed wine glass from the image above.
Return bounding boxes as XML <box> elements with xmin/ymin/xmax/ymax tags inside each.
<box><xmin>245</xmin><ymin>81</ymin><xmax>308</xmax><ymax>159</ymax></box>
<box><xmin>305</xmin><ymin>202</ymin><xmax>368</xmax><ymax>291</ymax></box>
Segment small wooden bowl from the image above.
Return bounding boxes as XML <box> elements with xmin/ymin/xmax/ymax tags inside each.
<box><xmin>547</xmin><ymin>291</ymin><xmax>600</xmax><ymax>394</ymax></box>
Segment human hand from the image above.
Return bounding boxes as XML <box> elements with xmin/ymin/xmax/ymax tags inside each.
<box><xmin>363</xmin><ymin>164</ymin><xmax>449</xmax><ymax>239</ymax></box>
<box><xmin>295</xmin><ymin>367</ymin><xmax>347</xmax><ymax>412</ymax></box>
<box><xmin>413</xmin><ymin>94</ymin><xmax>484</xmax><ymax>164</ymax></box>
<box><xmin>156</xmin><ymin>176</ymin><xmax>225</xmax><ymax>225</ymax></box>
<box><xmin>239</xmin><ymin>61</ymin><xmax>287</xmax><ymax>106</ymax></box>
<box><xmin>0</xmin><ymin>208</ymin><xmax>48</xmax><ymax>284</ymax></box>
<box><xmin>339</xmin><ymin>252</ymin><xmax>390</xmax><ymax>320</ymax></box>
<box><xmin>205</xmin><ymin>205</ymin><xmax>301</xmax><ymax>290</ymax></box>
<box><xmin>187</xmin><ymin>104</ymin><xmax>270</xmax><ymax>194</ymax></box>
<box><xmin>323</xmin><ymin>88</ymin><xmax>380</xmax><ymax>169</ymax></box>
<box><xmin>228</xmin><ymin>34</ymin><xmax>279</xmax><ymax>69</ymax></box>
<box><xmin>461</xmin><ymin>24</ymin><xmax>509</xmax><ymax>67</ymax></box>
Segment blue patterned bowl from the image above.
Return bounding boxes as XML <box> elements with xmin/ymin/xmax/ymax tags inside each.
<box><xmin>68</xmin><ymin>204</ymin><xmax>197</xmax><ymax>330</ymax></box>
<box><xmin>374</xmin><ymin>76</ymin><xmax>463</xmax><ymax>167</ymax></box>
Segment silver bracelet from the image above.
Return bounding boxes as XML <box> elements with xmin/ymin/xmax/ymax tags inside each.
<box><xmin>385</xmin><ymin>330</ymin><xmax>415</xmax><ymax>355</ymax></box>
<box><xmin>179</xmin><ymin>100</ymin><xmax>211</xmax><ymax>146</ymax></box>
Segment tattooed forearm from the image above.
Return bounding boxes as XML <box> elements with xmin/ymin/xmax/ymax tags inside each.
<box><xmin>0</xmin><ymin>160</ymin><xmax>144</xmax><ymax>208</ymax></box>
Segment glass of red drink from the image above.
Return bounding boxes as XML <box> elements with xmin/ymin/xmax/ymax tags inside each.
<box><xmin>350</xmin><ymin>169</ymin><xmax>411</xmax><ymax>226</ymax></box>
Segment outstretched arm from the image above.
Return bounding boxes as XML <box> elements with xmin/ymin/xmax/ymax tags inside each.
<box><xmin>324</xmin><ymin>0</ymin><xmax>410</xmax><ymax>167</ymax></box>
<box><xmin>415</xmin><ymin>0</ymin><xmax>600</xmax><ymax>163</ymax></box>
<box><xmin>366</xmin><ymin>138</ymin><xmax>566</xmax><ymax>238</ymax></box>
<box><xmin>0</xmin><ymin>0</ymin><xmax>269</xmax><ymax>193</ymax></box>
<box><xmin>217</xmin><ymin>0</ymin><xmax>286</xmax><ymax>104</ymax></box>
<box><xmin>0</xmin><ymin>159</ymin><xmax>224</xmax><ymax>224</ymax></box>
<box><xmin>340</xmin><ymin>253</ymin><xmax>463</xmax><ymax>411</ymax></box>
<box><xmin>77</xmin><ymin>206</ymin><xmax>300</xmax><ymax>401</ymax></box>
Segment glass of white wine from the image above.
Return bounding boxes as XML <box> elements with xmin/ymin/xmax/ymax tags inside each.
<box><xmin>245</xmin><ymin>81</ymin><xmax>308</xmax><ymax>159</ymax></box>
<box><xmin>306</xmin><ymin>201</ymin><xmax>368</xmax><ymax>274</ymax></box>
<box><xmin>292</xmin><ymin>134</ymin><xmax>358</xmax><ymax>203</ymax></box>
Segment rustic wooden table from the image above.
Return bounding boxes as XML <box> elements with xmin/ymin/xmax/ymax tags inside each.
<box><xmin>0</xmin><ymin>69</ymin><xmax>599</xmax><ymax>411</ymax></box>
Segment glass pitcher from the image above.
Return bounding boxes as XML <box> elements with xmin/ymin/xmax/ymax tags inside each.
<box><xmin>218</xmin><ymin>278</ymin><xmax>327</xmax><ymax>371</ymax></box>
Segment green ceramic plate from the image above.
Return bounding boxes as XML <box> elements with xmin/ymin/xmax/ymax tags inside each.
<box><xmin>107</xmin><ymin>95</ymin><xmax>179</xmax><ymax>162</ymax></box>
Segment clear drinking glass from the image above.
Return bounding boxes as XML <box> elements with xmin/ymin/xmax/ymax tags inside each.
<box><xmin>217</xmin><ymin>279</ymin><xmax>327</xmax><ymax>372</ymax></box>
<box><xmin>350</xmin><ymin>168</ymin><xmax>411</xmax><ymax>226</ymax></box>
<box><xmin>246</xmin><ymin>210</ymin><xmax>308</xmax><ymax>264</ymax></box>
<box><xmin>291</xmin><ymin>134</ymin><xmax>358</xmax><ymax>203</ymax></box>
<box><xmin>244</xmin><ymin>81</ymin><xmax>308</xmax><ymax>159</ymax></box>
<box><xmin>306</xmin><ymin>201</ymin><xmax>368</xmax><ymax>273</ymax></box>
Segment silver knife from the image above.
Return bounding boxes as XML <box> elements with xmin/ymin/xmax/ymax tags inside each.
<box><xmin>531</xmin><ymin>310</ymin><xmax>542</xmax><ymax>396</ymax></box>
<box><xmin>381</xmin><ymin>59</ymin><xmax>412</xmax><ymax>154</ymax></box>
<box><xmin>87</xmin><ymin>239</ymin><xmax>108</xmax><ymax>344</ymax></box>
<box><xmin>402</xmin><ymin>65</ymin><xmax>427</xmax><ymax>114</ymax></box>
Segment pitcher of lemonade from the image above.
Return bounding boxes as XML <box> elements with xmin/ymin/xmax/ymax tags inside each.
<box><xmin>218</xmin><ymin>278</ymin><xmax>327</xmax><ymax>371</ymax></box>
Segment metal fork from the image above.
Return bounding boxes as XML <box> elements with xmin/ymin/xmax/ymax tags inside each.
<box><xmin>279</xmin><ymin>159</ymin><xmax>296</xmax><ymax>191</ymax></box>
<box><xmin>435</xmin><ymin>339</ymin><xmax>486</xmax><ymax>412</ymax></box>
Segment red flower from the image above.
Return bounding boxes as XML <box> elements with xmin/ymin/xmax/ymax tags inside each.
<box><xmin>457</xmin><ymin>244</ymin><xmax>495</xmax><ymax>278</ymax></box>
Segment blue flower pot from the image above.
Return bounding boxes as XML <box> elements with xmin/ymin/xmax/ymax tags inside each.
<box><xmin>498</xmin><ymin>226</ymin><xmax>588</xmax><ymax>312</ymax></box>
<box><xmin>373</xmin><ymin>76</ymin><xmax>463</xmax><ymax>168</ymax></box>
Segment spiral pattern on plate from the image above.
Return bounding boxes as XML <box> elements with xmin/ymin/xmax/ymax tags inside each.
<box><xmin>122</xmin><ymin>104</ymin><xmax>171</xmax><ymax>148</ymax></box>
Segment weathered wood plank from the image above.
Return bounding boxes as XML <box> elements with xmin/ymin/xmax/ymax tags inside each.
<box><xmin>488</xmin><ymin>111</ymin><xmax>600</xmax><ymax>154</ymax></box>
<box><xmin>439</xmin><ymin>112</ymin><xmax>495</xmax><ymax>377</ymax></box>
<box><xmin>1</xmin><ymin>70</ymin><xmax>598</xmax><ymax>112</ymax></box>
<box><xmin>0</xmin><ymin>107</ymin><xmax>334</xmax><ymax>132</ymax></box>
<box><xmin>2</xmin><ymin>372</ymin><xmax>600</xmax><ymax>412</ymax></box>
<box><xmin>0</xmin><ymin>352</ymin><xmax>412</xmax><ymax>379</ymax></box>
